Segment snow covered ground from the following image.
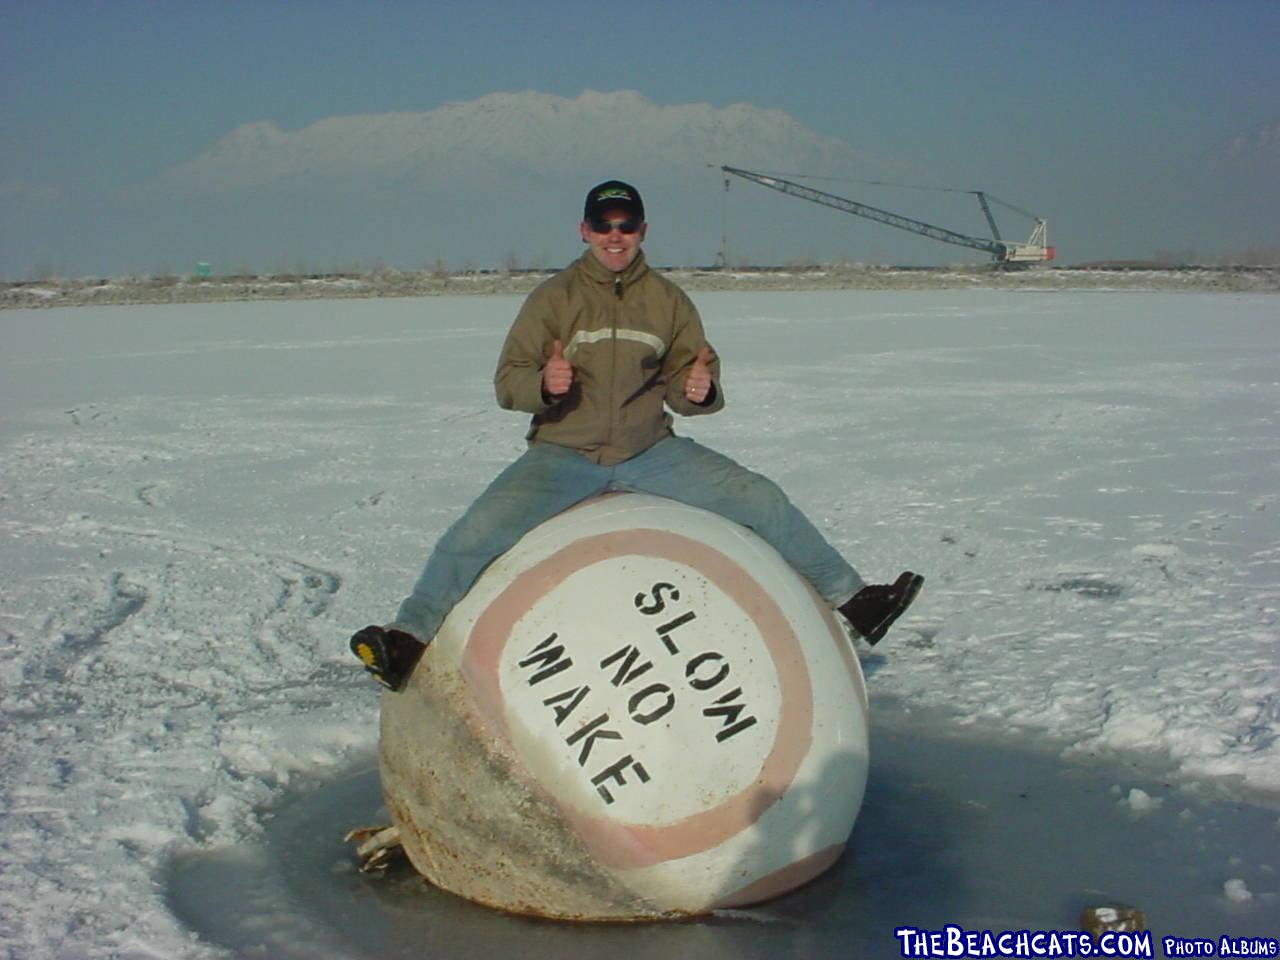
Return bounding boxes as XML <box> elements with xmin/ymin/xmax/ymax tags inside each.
<box><xmin>1</xmin><ymin>289</ymin><xmax>1277</xmax><ymax>957</ymax></box>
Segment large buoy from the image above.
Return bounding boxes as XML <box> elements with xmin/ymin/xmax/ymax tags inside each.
<box><xmin>378</xmin><ymin>493</ymin><xmax>869</xmax><ymax>920</ymax></box>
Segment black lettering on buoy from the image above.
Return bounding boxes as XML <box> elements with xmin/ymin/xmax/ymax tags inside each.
<box><xmin>565</xmin><ymin>713</ymin><xmax>624</xmax><ymax>766</ymax></box>
<box><xmin>634</xmin><ymin>582</ymin><xmax>680</xmax><ymax>615</ymax></box>
<box><xmin>541</xmin><ymin>685</ymin><xmax>590</xmax><ymax>726</ymax></box>
<box><xmin>600</xmin><ymin>645</ymin><xmax>655</xmax><ymax>687</ymax></box>
<box><xmin>704</xmin><ymin>687</ymin><xmax>758</xmax><ymax>743</ymax></box>
<box><xmin>627</xmin><ymin>683</ymin><xmax>676</xmax><ymax>724</ymax></box>
<box><xmin>685</xmin><ymin>651</ymin><xmax>730</xmax><ymax>691</ymax></box>
<box><xmin>655</xmin><ymin>611</ymin><xmax>697</xmax><ymax>655</ymax></box>
<box><xmin>518</xmin><ymin>634</ymin><xmax>573</xmax><ymax>686</ymax></box>
<box><xmin>591</xmin><ymin>755</ymin><xmax>651</xmax><ymax>804</ymax></box>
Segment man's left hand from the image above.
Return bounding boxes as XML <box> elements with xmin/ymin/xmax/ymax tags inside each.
<box><xmin>684</xmin><ymin>347</ymin><xmax>714</xmax><ymax>404</ymax></box>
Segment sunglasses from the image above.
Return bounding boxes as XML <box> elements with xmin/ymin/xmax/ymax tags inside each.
<box><xmin>587</xmin><ymin>216</ymin><xmax>642</xmax><ymax>235</ymax></box>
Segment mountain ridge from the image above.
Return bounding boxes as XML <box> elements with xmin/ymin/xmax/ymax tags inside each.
<box><xmin>152</xmin><ymin>89</ymin><xmax>898</xmax><ymax>192</ymax></box>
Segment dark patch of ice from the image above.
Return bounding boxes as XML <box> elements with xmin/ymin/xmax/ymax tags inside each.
<box><xmin>166</xmin><ymin>704</ymin><xmax>1278</xmax><ymax>959</ymax></box>
<box><xmin>1039</xmin><ymin>575</ymin><xmax>1127</xmax><ymax>600</ymax></box>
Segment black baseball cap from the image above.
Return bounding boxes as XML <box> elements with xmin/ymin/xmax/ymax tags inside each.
<box><xmin>583</xmin><ymin>180</ymin><xmax>645</xmax><ymax>222</ymax></box>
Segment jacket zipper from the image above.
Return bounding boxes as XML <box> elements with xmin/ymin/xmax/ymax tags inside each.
<box><xmin>608</xmin><ymin>276</ymin><xmax>622</xmax><ymax>451</ymax></box>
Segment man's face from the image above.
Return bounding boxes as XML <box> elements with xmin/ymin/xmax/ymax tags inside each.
<box><xmin>579</xmin><ymin>207</ymin><xmax>647</xmax><ymax>273</ymax></box>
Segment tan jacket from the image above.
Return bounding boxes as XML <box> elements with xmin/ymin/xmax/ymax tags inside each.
<box><xmin>494</xmin><ymin>250</ymin><xmax>723</xmax><ymax>465</ymax></box>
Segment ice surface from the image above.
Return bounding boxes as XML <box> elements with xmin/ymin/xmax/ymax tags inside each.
<box><xmin>165</xmin><ymin>704</ymin><xmax>1278</xmax><ymax>958</ymax></box>
<box><xmin>1</xmin><ymin>289</ymin><xmax>1277</xmax><ymax>956</ymax></box>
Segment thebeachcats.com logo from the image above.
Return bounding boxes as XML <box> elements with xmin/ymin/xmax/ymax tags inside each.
<box><xmin>894</xmin><ymin>924</ymin><xmax>1279</xmax><ymax>958</ymax></box>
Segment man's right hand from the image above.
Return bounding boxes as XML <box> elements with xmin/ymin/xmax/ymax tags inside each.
<box><xmin>542</xmin><ymin>339</ymin><xmax>574</xmax><ymax>398</ymax></box>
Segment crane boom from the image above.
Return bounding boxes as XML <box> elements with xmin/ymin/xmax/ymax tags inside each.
<box><xmin>720</xmin><ymin>166</ymin><xmax>1053</xmax><ymax>263</ymax></box>
<box><xmin>975</xmin><ymin>192</ymin><xmax>1002</xmax><ymax>243</ymax></box>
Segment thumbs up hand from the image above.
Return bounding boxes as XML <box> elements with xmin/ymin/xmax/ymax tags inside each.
<box><xmin>684</xmin><ymin>346</ymin><xmax>714</xmax><ymax>404</ymax></box>
<box><xmin>543</xmin><ymin>339</ymin><xmax>574</xmax><ymax>398</ymax></box>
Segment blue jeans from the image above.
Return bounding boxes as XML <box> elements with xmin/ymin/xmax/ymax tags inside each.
<box><xmin>394</xmin><ymin>437</ymin><xmax>863</xmax><ymax>640</ymax></box>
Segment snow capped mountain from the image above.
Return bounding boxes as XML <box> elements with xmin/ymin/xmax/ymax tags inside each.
<box><xmin>1213</xmin><ymin>118</ymin><xmax>1280</xmax><ymax>167</ymax></box>
<box><xmin>155</xmin><ymin>89</ymin><xmax>888</xmax><ymax>192</ymax></box>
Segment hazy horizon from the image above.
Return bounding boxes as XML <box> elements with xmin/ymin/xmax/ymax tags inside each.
<box><xmin>4</xmin><ymin>1</ymin><xmax>1278</xmax><ymax>278</ymax></box>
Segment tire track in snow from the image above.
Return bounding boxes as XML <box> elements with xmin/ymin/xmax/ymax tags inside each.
<box><xmin>3</xmin><ymin>515</ymin><xmax>350</xmax><ymax>709</ymax></box>
<box><xmin>12</xmin><ymin>573</ymin><xmax>150</xmax><ymax>720</ymax></box>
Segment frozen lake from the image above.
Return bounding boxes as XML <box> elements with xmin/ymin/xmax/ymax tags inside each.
<box><xmin>165</xmin><ymin>703</ymin><xmax>1276</xmax><ymax>959</ymax></box>
<box><xmin>1</xmin><ymin>289</ymin><xmax>1277</xmax><ymax>957</ymax></box>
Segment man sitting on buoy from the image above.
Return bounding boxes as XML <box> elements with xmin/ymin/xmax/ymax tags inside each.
<box><xmin>352</xmin><ymin>179</ymin><xmax>923</xmax><ymax>691</ymax></box>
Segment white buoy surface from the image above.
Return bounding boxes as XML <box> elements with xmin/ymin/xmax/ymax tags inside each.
<box><xmin>379</xmin><ymin>493</ymin><xmax>869</xmax><ymax>919</ymax></box>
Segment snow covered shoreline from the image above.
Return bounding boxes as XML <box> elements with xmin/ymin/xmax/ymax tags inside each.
<box><xmin>1</xmin><ymin>289</ymin><xmax>1276</xmax><ymax>956</ymax></box>
<box><xmin>4</xmin><ymin>264</ymin><xmax>1279</xmax><ymax>310</ymax></box>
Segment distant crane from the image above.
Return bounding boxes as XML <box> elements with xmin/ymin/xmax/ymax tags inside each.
<box><xmin>720</xmin><ymin>165</ymin><xmax>1054</xmax><ymax>265</ymax></box>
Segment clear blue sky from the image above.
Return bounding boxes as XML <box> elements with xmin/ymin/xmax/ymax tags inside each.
<box><xmin>4</xmin><ymin>0</ymin><xmax>1278</xmax><ymax>275</ymax></box>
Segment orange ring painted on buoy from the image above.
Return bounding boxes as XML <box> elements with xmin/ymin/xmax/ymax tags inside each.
<box><xmin>463</xmin><ymin>528</ymin><xmax>814</xmax><ymax>870</ymax></box>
